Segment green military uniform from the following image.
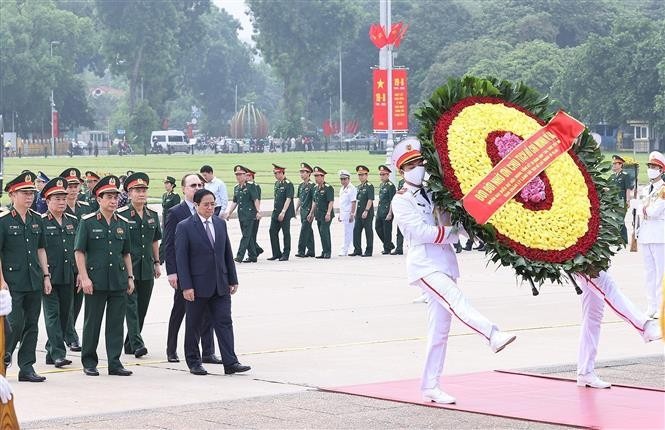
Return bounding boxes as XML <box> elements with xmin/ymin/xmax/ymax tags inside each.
<box><xmin>75</xmin><ymin>176</ymin><xmax>132</xmax><ymax>374</ymax></box>
<box><xmin>117</xmin><ymin>172</ymin><xmax>162</xmax><ymax>356</ymax></box>
<box><xmin>160</xmin><ymin>176</ymin><xmax>180</xmax><ymax>263</ymax></box>
<box><xmin>352</xmin><ymin>165</ymin><xmax>375</xmax><ymax>256</ymax></box>
<box><xmin>61</xmin><ymin>168</ymin><xmax>90</xmax><ymax>350</ymax></box>
<box><xmin>393</xmin><ymin>178</ymin><xmax>405</xmax><ymax>254</ymax></box>
<box><xmin>269</xmin><ymin>164</ymin><xmax>295</xmax><ymax>260</ymax></box>
<box><xmin>0</xmin><ymin>171</ymin><xmax>47</xmax><ymax>379</ymax></box>
<box><xmin>610</xmin><ymin>155</ymin><xmax>633</xmax><ymax>243</ymax></box>
<box><xmin>375</xmin><ymin>165</ymin><xmax>396</xmax><ymax>254</ymax></box>
<box><xmin>296</xmin><ymin>162</ymin><xmax>316</xmax><ymax>257</ymax></box>
<box><xmin>40</xmin><ymin>177</ymin><xmax>79</xmax><ymax>366</ymax></box>
<box><xmin>312</xmin><ymin>167</ymin><xmax>334</xmax><ymax>258</ymax></box>
<box><xmin>246</xmin><ymin>168</ymin><xmax>264</xmax><ymax>256</ymax></box>
<box><xmin>80</xmin><ymin>171</ymin><xmax>100</xmax><ymax>212</ymax></box>
<box><xmin>232</xmin><ymin>165</ymin><xmax>259</xmax><ymax>261</ymax></box>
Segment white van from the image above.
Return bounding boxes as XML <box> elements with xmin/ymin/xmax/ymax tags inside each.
<box><xmin>150</xmin><ymin>130</ymin><xmax>190</xmax><ymax>153</ymax></box>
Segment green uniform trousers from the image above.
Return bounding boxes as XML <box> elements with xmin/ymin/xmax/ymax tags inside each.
<box><xmin>353</xmin><ymin>212</ymin><xmax>374</xmax><ymax>255</ymax></box>
<box><xmin>375</xmin><ymin>217</ymin><xmax>394</xmax><ymax>252</ymax></box>
<box><xmin>269</xmin><ymin>216</ymin><xmax>291</xmax><ymax>258</ymax></box>
<box><xmin>252</xmin><ymin>219</ymin><xmax>263</xmax><ymax>255</ymax></box>
<box><xmin>395</xmin><ymin>227</ymin><xmax>404</xmax><ymax>253</ymax></box>
<box><xmin>236</xmin><ymin>218</ymin><xmax>257</xmax><ymax>260</ymax></box>
<box><xmin>6</xmin><ymin>290</ymin><xmax>42</xmax><ymax>375</ymax></box>
<box><xmin>65</xmin><ymin>289</ymin><xmax>83</xmax><ymax>344</ymax></box>
<box><xmin>316</xmin><ymin>218</ymin><xmax>332</xmax><ymax>256</ymax></box>
<box><xmin>124</xmin><ymin>279</ymin><xmax>153</xmax><ymax>353</ymax></box>
<box><xmin>43</xmin><ymin>283</ymin><xmax>74</xmax><ymax>361</ymax></box>
<box><xmin>297</xmin><ymin>217</ymin><xmax>315</xmax><ymax>256</ymax></box>
<box><xmin>81</xmin><ymin>290</ymin><xmax>126</xmax><ymax>371</ymax></box>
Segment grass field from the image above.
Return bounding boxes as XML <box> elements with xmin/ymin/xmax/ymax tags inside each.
<box><xmin>1</xmin><ymin>149</ymin><xmax>656</xmax><ymax>202</ymax></box>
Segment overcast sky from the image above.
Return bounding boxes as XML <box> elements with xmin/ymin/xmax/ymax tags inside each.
<box><xmin>214</xmin><ymin>0</ymin><xmax>254</xmax><ymax>44</ymax></box>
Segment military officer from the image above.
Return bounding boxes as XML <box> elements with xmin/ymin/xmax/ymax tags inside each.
<box><xmin>33</xmin><ymin>171</ymin><xmax>49</xmax><ymax>214</ymax></box>
<box><xmin>41</xmin><ymin>177</ymin><xmax>78</xmax><ymax>368</ymax></box>
<box><xmin>60</xmin><ymin>167</ymin><xmax>89</xmax><ymax>352</ymax></box>
<box><xmin>161</xmin><ymin>176</ymin><xmax>181</xmax><ymax>228</ymax></box>
<box><xmin>337</xmin><ymin>169</ymin><xmax>356</xmax><ymax>256</ymax></box>
<box><xmin>226</xmin><ymin>166</ymin><xmax>261</xmax><ymax>262</ymax></box>
<box><xmin>245</xmin><ymin>168</ymin><xmax>264</xmax><ymax>256</ymax></box>
<box><xmin>350</xmin><ymin>165</ymin><xmax>374</xmax><ymax>257</ymax></box>
<box><xmin>375</xmin><ymin>165</ymin><xmax>396</xmax><ymax>254</ymax></box>
<box><xmin>296</xmin><ymin>163</ymin><xmax>316</xmax><ymax>258</ymax></box>
<box><xmin>75</xmin><ymin>175</ymin><xmax>135</xmax><ymax>376</ymax></box>
<box><xmin>311</xmin><ymin>167</ymin><xmax>335</xmax><ymax>259</ymax></box>
<box><xmin>79</xmin><ymin>171</ymin><xmax>100</xmax><ymax>212</ymax></box>
<box><xmin>0</xmin><ymin>171</ymin><xmax>52</xmax><ymax>382</ymax></box>
<box><xmin>268</xmin><ymin>164</ymin><xmax>295</xmax><ymax>261</ymax></box>
<box><xmin>633</xmin><ymin>151</ymin><xmax>665</xmax><ymax>318</ymax></box>
<box><xmin>392</xmin><ymin>177</ymin><xmax>405</xmax><ymax>255</ymax></box>
<box><xmin>610</xmin><ymin>155</ymin><xmax>633</xmax><ymax>243</ymax></box>
<box><xmin>117</xmin><ymin>173</ymin><xmax>162</xmax><ymax>358</ymax></box>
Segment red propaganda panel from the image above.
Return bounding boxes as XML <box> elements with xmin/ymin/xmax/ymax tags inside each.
<box><xmin>52</xmin><ymin>110</ymin><xmax>59</xmax><ymax>138</ymax></box>
<box><xmin>373</xmin><ymin>69</ymin><xmax>408</xmax><ymax>133</ymax></box>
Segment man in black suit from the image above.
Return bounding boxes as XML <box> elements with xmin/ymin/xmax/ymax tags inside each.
<box><xmin>163</xmin><ymin>173</ymin><xmax>219</xmax><ymax>364</ymax></box>
<box><xmin>175</xmin><ymin>189</ymin><xmax>250</xmax><ymax>376</ymax></box>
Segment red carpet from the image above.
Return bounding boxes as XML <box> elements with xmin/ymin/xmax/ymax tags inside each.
<box><xmin>324</xmin><ymin>371</ymin><xmax>665</xmax><ymax>429</ymax></box>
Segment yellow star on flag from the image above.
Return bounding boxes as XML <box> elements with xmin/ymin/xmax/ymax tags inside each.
<box><xmin>377</xmin><ymin>79</ymin><xmax>384</xmax><ymax>89</ymax></box>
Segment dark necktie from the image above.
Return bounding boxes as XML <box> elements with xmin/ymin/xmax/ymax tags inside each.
<box><xmin>419</xmin><ymin>188</ymin><xmax>430</xmax><ymax>203</ymax></box>
<box><xmin>204</xmin><ymin>220</ymin><xmax>215</xmax><ymax>245</ymax></box>
<box><xmin>649</xmin><ymin>184</ymin><xmax>654</xmax><ymax>194</ymax></box>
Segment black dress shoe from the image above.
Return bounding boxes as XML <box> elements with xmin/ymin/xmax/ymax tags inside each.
<box><xmin>224</xmin><ymin>362</ymin><xmax>251</xmax><ymax>374</ymax></box>
<box><xmin>109</xmin><ymin>367</ymin><xmax>133</xmax><ymax>376</ymax></box>
<box><xmin>202</xmin><ymin>354</ymin><xmax>223</xmax><ymax>364</ymax></box>
<box><xmin>84</xmin><ymin>367</ymin><xmax>99</xmax><ymax>376</ymax></box>
<box><xmin>348</xmin><ymin>252</ymin><xmax>361</xmax><ymax>256</ymax></box>
<box><xmin>3</xmin><ymin>353</ymin><xmax>11</xmax><ymax>368</ymax></box>
<box><xmin>234</xmin><ymin>257</ymin><xmax>243</xmax><ymax>263</ymax></box>
<box><xmin>463</xmin><ymin>242</ymin><xmax>473</xmax><ymax>251</ymax></box>
<box><xmin>362</xmin><ymin>253</ymin><xmax>372</xmax><ymax>257</ymax></box>
<box><xmin>166</xmin><ymin>353</ymin><xmax>180</xmax><ymax>363</ymax></box>
<box><xmin>306</xmin><ymin>254</ymin><xmax>315</xmax><ymax>257</ymax></box>
<box><xmin>134</xmin><ymin>346</ymin><xmax>148</xmax><ymax>358</ymax></box>
<box><xmin>295</xmin><ymin>253</ymin><xmax>306</xmax><ymax>258</ymax></box>
<box><xmin>257</xmin><ymin>248</ymin><xmax>264</xmax><ymax>255</ymax></box>
<box><xmin>45</xmin><ymin>356</ymin><xmax>54</xmax><ymax>365</ymax></box>
<box><xmin>323</xmin><ymin>254</ymin><xmax>331</xmax><ymax>259</ymax></box>
<box><xmin>69</xmin><ymin>341</ymin><xmax>82</xmax><ymax>352</ymax></box>
<box><xmin>381</xmin><ymin>250</ymin><xmax>390</xmax><ymax>255</ymax></box>
<box><xmin>54</xmin><ymin>358</ymin><xmax>72</xmax><ymax>368</ymax></box>
<box><xmin>243</xmin><ymin>258</ymin><xmax>257</xmax><ymax>263</ymax></box>
<box><xmin>267</xmin><ymin>256</ymin><xmax>280</xmax><ymax>261</ymax></box>
<box><xmin>190</xmin><ymin>364</ymin><xmax>208</xmax><ymax>375</ymax></box>
<box><xmin>474</xmin><ymin>244</ymin><xmax>486</xmax><ymax>251</ymax></box>
<box><xmin>455</xmin><ymin>245</ymin><xmax>463</xmax><ymax>253</ymax></box>
<box><xmin>278</xmin><ymin>255</ymin><xmax>289</xmax><ymax>261</ymax></box>
<box><xmin>315</xmin><ymin>254</ymin><xmax>325</xmax><ymax>259</ymax></box>
<box><xmin>18</xmin><ymin>372</ymin><xmax>46</xmax><ymax>382</ymax></box>
<box><xmin>391</xmin><ymin>250</ymin><xmax>403</xmax><ymax>255</ymax></box>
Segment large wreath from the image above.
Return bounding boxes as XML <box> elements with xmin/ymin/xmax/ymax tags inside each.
<box><xmin>415</xmin><ymin>76</ymin><xmax>625</xmax><ymax>286</ymax></box>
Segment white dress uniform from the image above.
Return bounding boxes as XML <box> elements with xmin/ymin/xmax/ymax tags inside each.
<box><xmin>337</xmin><ymin>179</ymin><xmax>356</xmax><ymax>255</ymax></box>
<box><xmin>636</xmin><ymin>174</ymin><xmax>665</xmax><ymax>317</ymax></box>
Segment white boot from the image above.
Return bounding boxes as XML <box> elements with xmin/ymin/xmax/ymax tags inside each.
<box><xmin>422</xmin><ymin>387</ymin><xmax>456</xmax><ymax>404</ymax></box>
<box><xmin>642</xmin><ymin>319</ymin><xmax>662</xmax><ymax>343</ymax></box>
<box><xmin>489</xmin><ymin>330</ymin><xmax>516</xmax><ymax>353</ymax></box>
<box><xmin>577</xmin><ymin>372</ymin><xmax>611</xmax><ymax>389</ymax></box>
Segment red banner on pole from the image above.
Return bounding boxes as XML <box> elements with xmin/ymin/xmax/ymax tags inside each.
<box><xmin>462</xmin><ymin>111</ymin><xmax>586</xmax><ymax>224</ymax></box>
<box><xmin>372</xmin><ymin>69</ymin><xmax>408</xmax><ymax>133</ymax></box>
<box><xmin>52</xmin><ymin>110</ymin><xmax>59</xmax><ymax>138</ymax></box>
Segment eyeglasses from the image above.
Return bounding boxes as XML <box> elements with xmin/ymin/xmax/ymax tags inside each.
<box><xmin>379</xmin><ymin>173</ymin><xmax>389</xmax><ymax>176</ymax></box>
<box><xmin>188</xmin><ymin>183</ymin><xmax>204</xmax><ymax>188</ymax></box>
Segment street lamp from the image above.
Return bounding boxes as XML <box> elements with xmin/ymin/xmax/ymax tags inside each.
<box><xmin>50</xmin><ymin>40</ymin><xmax>60</xmax><ymax>156</ymax></box>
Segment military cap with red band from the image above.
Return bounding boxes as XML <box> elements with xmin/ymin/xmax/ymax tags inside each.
<box><xmin>272</xmin><ymin>163</ymin><xmax>286</xmax><ymax>173</ymax></box>
<box><xmin>85</xmin><ymin>171</ymin><xmax>101</xmax><ymax>181</ymax></box>
<box><xmin>299</xmin><ymin>162</ymin><xmax>313</xmax><ymax>173</ymax></box>
<box><xmin>42</xmin><ymin>177</ymin><xmax>68</xmax><ymax>198</ymax></box>
<box><xmin>59</xmin><ymin>167</ymin><xmax>83</xmax><ymax>184</ymax></box>
<box><xmin>123</xmin><ymin>172</ymin><xmax>150</xmax><ymax>192</ymax></box>
<box><xmin>312</xmin><ymin>166</ymin><xmax>327</xmax><ymax>176</ymax></box>
<box><xmin>4</xmin><ymin>171</ymin><xmax>37</xmax><ymax>193</ymax></box>
<box><xmin>378</xmin><ymin>165</ymin><xmax>392</xmax><ymax>174</ymax></box>
<box><xmin>355</xmin><ymin>165</ymin><xmax>370</xmax><ymax>174</ymax></box>
<box><xmin>92</xmin><ymin>175</ymin><xmax>120</xmax><ymax>197</ymax></box>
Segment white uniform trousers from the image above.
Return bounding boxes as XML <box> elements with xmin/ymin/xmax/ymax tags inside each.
<box><xmin>414</xmin><ymin>272</ymin><xmax>497</xmax><ymax>391</ymax></box>
<box><xmin>639</xmin><ymin>243</ymin><xmax>664</xmax><ymax>315</ymax></box>
<box><xmin>339</xmin><ymin>213</ymin><xmax>354</xmax><ymax>255</ymax></box>
<box><xmin>575</xmin><ymin>271</ymin><xmax>648</xmax><ymax>376</ymax></box>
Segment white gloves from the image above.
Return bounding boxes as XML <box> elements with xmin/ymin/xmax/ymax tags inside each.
<box><xmin>0</xmin><ymin>289</ymin><xmax>11</xmax><ymax>316</ymax></box>
<box><xmin>0</xmin><ymin>376</ymin><xmax>12</xmax><ymax>404</ymax></box>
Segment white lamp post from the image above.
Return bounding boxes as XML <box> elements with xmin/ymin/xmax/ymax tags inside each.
<box><xmin>50</xmin><ymin>40</ymin><xmax>60</xmax><ymax>156</ymax></box>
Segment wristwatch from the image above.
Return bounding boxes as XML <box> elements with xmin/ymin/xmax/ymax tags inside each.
<box><xmin>43</xmin><ymin>273</ymin><xmax>51</xmax><ymax>278</ymax></box>
<box><xmin>128</xmin><ymin>275</ymin><xmax>135</xmax><ymax>280</ymax></box>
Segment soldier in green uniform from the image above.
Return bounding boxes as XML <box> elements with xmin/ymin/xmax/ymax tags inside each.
<box><xmin>61</xmin><ymin>167</ymin><xmax>89</xmax><ymax>352</ymax></box>
<box><xmin>392</xmin><ymin>178</ymin><xmax>405</xmax><ymax>255</ymax></box>
<box><xmin>160</xmin><ymin>176</ymin><xmax>180</xmax><ymax>263</ymax></box>
<box><xmin>311</xmin><ymin>167</ymin><xmax>334</xmax><ymax>259</ymax></box>
<box><xmin>75</xmin><ymin>175</ymin><xmax>135</xmax><ymax>376</ymax></box>
<box><xmin>375</xmin><ymin>165</ymin><xmax>396</xmax><ymax>254</ymax></box>
<box><xmin>0</xmin><ymin>171</ymin><xmax>52</xmax><ymax>382</ymax></box>
<box><xmin>350</xmin><ymin>165</ymin><xmax>375</xmax><ymax>257</ymax></box>
<box><xmin>117</xmin><ymin>173</ymin><xmax>162</xmax><ymax>358</ymax></box>
<box><xmin>79</xmin><ymin>171</ymin><xmax>100</xmax><ymax>212</ymax></box>
<box><xmin>41</xmin><ymin>177</ymin><xmax>78</xmax><ymax>368</ymax></box>
<box><xmin>268</xmin><ymin>164</ymin><xmax>295</xmax><ymax>261</ymax></box>
<box><xmin>245</xmin><ymin>168</ymin><xmax>264</xmax><ymax>256</ymax></box>
<box><xmin>295</xmin><ymin>163</ymin><xmax>316</xmax><ymax>258</ymax></box>
<box><xmin>610</xmin><ymin>154</ymin><xmax>634</xmax><ymax>244</ymax></box>
<box><xmin>226</xmin><ymin>166</ymin><xmax>261</xmax><ymax>263</ymax></box>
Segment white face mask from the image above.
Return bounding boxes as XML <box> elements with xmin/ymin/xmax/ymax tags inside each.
<box><xmin>647</xmin><ymin>168</ymin><xmax>662</xmax><ymax>180</ymax></box>
<box><xmin>403</xmin><ymin>165</ymin><xmax>426</xmax><ymax>186</ymax></box>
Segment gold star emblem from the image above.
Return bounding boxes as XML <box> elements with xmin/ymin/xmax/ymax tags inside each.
<box><xmin>56</xmin><ymin>179</ymin><xmax>63</xmax><ymax>187</ymax></box>
<box><xmin>377</xmin><ymin>79</ymin><xmax>384</xmax><ymax>89</ymax></box>
<box><xmin>109</xmin><ymin>177</ymin><xmax>116</xmax><ymax>185</ymax></box>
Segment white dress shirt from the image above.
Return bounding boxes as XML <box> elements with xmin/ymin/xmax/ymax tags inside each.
<box><xmin>204</xmin><ymin>176</ymin><xmax>228</xmax><ymax>212</ymax></box>
<box><xmin>198</xmin><ymin>214</ymin><xmax>215</xmax><ymax>238</ymax></box>
<box><xmin>339</xmin><ymin>183</ymin><xmax>357</xmax><ymax>215</ymax></box>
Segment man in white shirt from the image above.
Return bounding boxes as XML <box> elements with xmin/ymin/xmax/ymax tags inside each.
<box><xmin>337</xmin><ymin>170</ymin><xmax>356</xmax><ymax>256</ymax></box>
<box><xmin>390</xmin><ymin>137</ymin><xmax>516</xmax><ymax>405</ymax></box>
<box><xmin>200</xmin><ymin>165</ymin><xmax>228</xmax><ymax>217</ymax></box>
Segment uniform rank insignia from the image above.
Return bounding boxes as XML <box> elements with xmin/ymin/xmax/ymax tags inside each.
<box><xmin>116</xmin><ymin>227</ymin><xmax>124</xmax><ymax>235</ymax></box>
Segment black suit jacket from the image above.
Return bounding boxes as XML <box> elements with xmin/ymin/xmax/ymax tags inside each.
<box><xmin>164</xmin><ymin>201</ymin><xmax>194</xmax><ymax>275</ymax></box>
<box><xmin>175</xmin><ymin>215</ymin><xmax>238</xmax><ymax>297</ymax></box>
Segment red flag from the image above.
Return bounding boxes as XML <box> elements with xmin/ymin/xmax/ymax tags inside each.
<box><xmin>393</xmin><ymin>23</ymin><xmax>408</xmax><ymax>49</ymax></box>
<box><xmin>368</xmin><ymin>23</ymin><xmax>388</xmax><ymax>49</ymax></box>
<box><xmin>323</xmin><ymin>120</ymin><xmax>332</xmax><ymax>136</ymax></box>
<box><xmin>52</xmin><ymin>110</ymin><xmax>59</xmax><ymax>138</ymax></box>
<box><xmin>386</xmin><ymin>22</ymin><xmax>403</xmax><ymax>45</ymax></box>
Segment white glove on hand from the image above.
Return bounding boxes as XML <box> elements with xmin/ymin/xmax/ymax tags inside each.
<box><xmin>0</xmin><ymin>376</ymin><xmax>13</xmax><ymax>404</ymax></box>
<box><xmin>443</xmin><ymin>226</ymin><xmax>459</xmax><ymax>245</ymax></box>
<box><xmin>0</xmin><ymin>289</ymin><xmax>12</xmax><ymax>316</ymax></box>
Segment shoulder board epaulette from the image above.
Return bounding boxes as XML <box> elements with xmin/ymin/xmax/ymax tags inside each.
<box><xmin>659</xmin><ymin>187</ymin><xmax>665</xmax><ymax>198</ymax></box>
<box><xmin>325</xmin><ymin>183</ymin><xmax>332</xmax><ymax>188</ymax></box>
<box><xmin>116</xmin><ymin>213</ymin><xmax>130</xmax><ymax>223</ymax></box>
<box><xmin>64</xmin><ymin>212</ymin><xmax>78</xmax><ymax>220</ymax></box>
<box><xmin>41</xmin><ymin>213</ymin><xmax>48</xmax><ymax>219</ymax></box>
<box><xmin>116</xmin><ymin>205</ymin><xmax>130</xmax><ymax>212</ymax></box>
<box><xmin>285</xmin><ymin>179</ymin><xmax>291</xmax><ymax>184</ymax></box>
<box><xmin>29</xmin><ymin>208</ymin><xmax>41</xmax><ymax>216</ymax></box>
<box><xmin>82</xmin><ymin>212</ymin><xmax>97</xmax><ymax>220</ymax></box>
<box><xmin>146</xmin><ymin>207</ymin><xmax>157</xmax><ymax>215</ymax></box>
<box><xmin>78</xmin><ymin>200</ymin><xmax>90</xmax><ymax>206</ymax></box>
<box><xmin>0</xmin><ymin>210</ymin><xmax>10</xmax><ymax>218</ymax></box>
<box><xmin>247</xmin><ymin>180</ymin><xmax>255</xmax><ymax>184</ymax></box>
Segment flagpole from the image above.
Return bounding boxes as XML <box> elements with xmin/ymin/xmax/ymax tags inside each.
<box><xmin>381</xmin><ymin>0</ymin><xmax>395</xmax><ymax>182</ymax></box>
<box><xmin>339</xmin><ymin>46</ymin><xmax>343</xmax><ymax>151</ymax></box>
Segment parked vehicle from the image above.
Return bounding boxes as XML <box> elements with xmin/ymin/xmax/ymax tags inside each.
<box><xmin>150</xmin><ymin>130</ymin><xmax>191</xmax><ymax>154</ymax></box>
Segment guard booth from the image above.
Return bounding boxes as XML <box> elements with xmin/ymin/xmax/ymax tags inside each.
<box><xmin>627</xmin><ymin>120</ymin><xmax>650</xmax><ymax>153</ymax></box>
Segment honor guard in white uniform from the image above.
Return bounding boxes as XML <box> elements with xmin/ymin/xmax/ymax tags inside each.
<box><xmin>390</xmin><ymin>137</ymin><xmax>516</xmax><ymax>405</ymax></box>
<box><xmin>337</xmin><ymin>170</ymin><xmax>356</xmax><ymax>256</ymax></box>
<box><xmin>573</xmin><ymin>270</ymin><xmax>661</xmax><ymax>388</ymax></box>
<box><xmin>631</xmin><ymin>151</ymin><xmax>665</xmax><ymax>318</ymax></box>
